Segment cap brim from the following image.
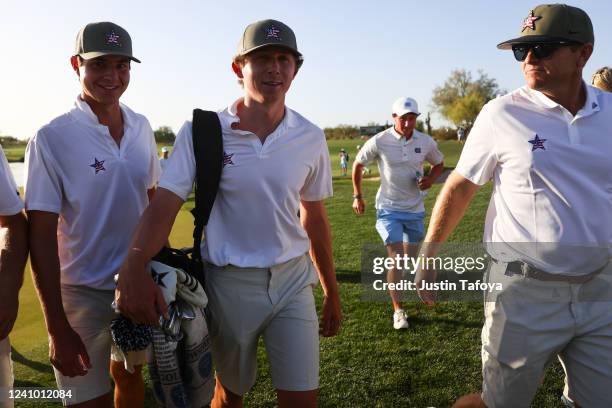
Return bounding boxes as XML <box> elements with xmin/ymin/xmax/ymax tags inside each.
<box><xmin>240</xmin><ymin>43</ymin><xmax>303</xmax><ymax>58</ymax></box>
<box><xmin>78</xmin><ymin>51</ymin><xmax>141</xmax><ymax>63</ymax></box>
<box><xmin>393</xmin><ymin>109</ymin><xmax>420</xmax><ymax>117</ymax></box>
<box><xmin>497</xmin><ymin>35</ymin><xmax>576</xmax><ymax>49</ymax></box>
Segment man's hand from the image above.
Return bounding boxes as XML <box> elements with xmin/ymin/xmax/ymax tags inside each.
<box><xmin>0</xmin><ymin>295</ymin><xmax>18</xmax><ymax>340</ymax></box>
<box><xmin>418</xmin><ymin>176</ymin><xmax>434</xmax><ymax>191</ymax></box>
<box><xmin>320</xmin><ymin>292</ymin><xmax>342</xmax><ymax>337</ymax></box>
<box><xmin>48</xmin><ymin>324</ymin><xmax>91</xmax><ymax>377</ymax></box>
<box><xmin>352</xmin><ymin>198</ymin><xmax>365</xmax><ymax>215</ymax></box>
<box><xmin>414</xmin><ymin>266</ymin><xmax>437</xmax><ymax>306</ymax></box>
<box><xmin>115</xmin><ymin>252</ymin><xmax>168</xmax><ymax>326</ymax></box>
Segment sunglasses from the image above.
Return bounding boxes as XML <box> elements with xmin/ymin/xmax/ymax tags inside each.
<box><xmin>511</xmin><ymin>42</ymin><xmax>578</xmax><ymax>62</ymax></box>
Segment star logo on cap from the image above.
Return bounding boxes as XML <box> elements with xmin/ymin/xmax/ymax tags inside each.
<box><xmin>405</xmin><ymin>101</ymin><xmax>412</xmax><ymax>107</ymax></box>
<box><xmin>105</xmin><ymin>31</ymin><xmax>122</xmax><ymax>46</ymax></box>
<box><xmin>223</xmin><ymin>151</ymin><xmax>235</xmax><ymax>167</ymax></box>
<box><xmin>522</xmin><ymin>10</ymin><xmax>541</xmax><ymax>32</ymax></box>
<box><xmin>89</xmin><ymin>157</ymin><xmax>106</xmax><ymax>174</ymax></box>
<box><xmin>265</xmin><ymin>26</ymin><xmax>281</xmax><ymax>40</ymax></box>
<box><xmin>528</xmin><ymin>134</ymin><xmax>547</xmax><ymax>151</ymax></box>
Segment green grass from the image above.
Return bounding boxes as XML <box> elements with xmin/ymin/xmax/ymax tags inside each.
<box><xmin>9</xmin><ymin>141</ymin><xmax>567</xmax><ymax>407</ymax></box>
<box><xmin>3</xmin><ymin>145</ymin><xmax>27</xmax><ymax>162</ymax></box>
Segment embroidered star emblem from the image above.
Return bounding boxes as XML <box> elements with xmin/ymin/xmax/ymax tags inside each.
<box><xmin>592</xmin><ymin>102</ymin><xmax>598</xmax><ymax>109</ymax></box>
<box><xmin>89</xmin><ymin>158</ymin><xmax>106</xmax><ymax>174</ymax></box>
<box><xmin>223</xmin><ymin>151</ymin><xmax>234</xmax><ymax>167</ymax></box>
<box><xmin>151</xmin><ymin>268</ymin><xmax>169</xmax><ymax>288</ymax></box>
<box><xmin>528</xmin><ymin>134</ymin><xmax>547</xmax><ymax>151</ymax></box>
<box><xmin>105</xmin><ymin>31</ymin><xmax>121</xmax><ymax>46</ymax></box>
<box><xmin>522</xmin><ymin>10</ymin><xmax>541</xmax><ymax>31</ymax></box>
<box><xmin>265</xmin><ymin>26</ymin><xmax>281</xmax><ymax>40</ymax></box>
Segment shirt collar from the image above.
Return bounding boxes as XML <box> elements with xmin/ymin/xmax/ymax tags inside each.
<box><xmin>71</xmin><ymin>96</ymin><xmax>132</xmax><ymax>130</ymax></box>
<box><xmin>524</xmin><ymin>81</ymin><xmax>601</xmax><ymax>117</ymax></box>
<box><xmin>390</xmin><ymin>126</ymin><xmax>417</xmax><ymax>141</ymax></box>
<box><xmin>220</xmin><ymin>98</ymin><xmax>299</xmax><ymax>132</ymax></box>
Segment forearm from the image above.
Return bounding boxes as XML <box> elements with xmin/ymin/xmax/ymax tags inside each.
<box><xmin>352</xmin><ymin>162</ymin><xmax>364</xmax><ymax>195</ymax></box>
<box><xmin>422</xmin><ymin>171</ymin><xmax>479</xmax><ymax>255</ymax></box>
<box><xmin>0</xmin><ymin>212</ymin><xmax>28</xmax><ymax>298</ymax></box>
<box><xmin>126</xmin><ymin>188</ymin><xmax>183</xmax><ymax>267</ymax></box>
<box><xmin>28</xmin><ymin>216</ymin><xmax>69</xmax><ymax>334</ymax></box>
<box><xmin>428</xmin><ymin>162</ymin><xmax>445</xmax><ymax>182</ymax></box>
<box><xmin>301</xmin><ymin>204</ymin><xmax>338</xmax><ymax>297</ymax></box>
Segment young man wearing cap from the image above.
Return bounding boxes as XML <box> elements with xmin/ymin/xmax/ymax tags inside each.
<box><xmin>0</xmin><ymin>146</ymin><xmax>28</xmax><ymax>408</ymax></box>
<box><xmin>352</xmin><ymin>97</ymin><xmax>444</xmax><ymax>329</ymax></box>
<box><xmin>339</xmin><ymin>148</ymin><xmax>349</xmax><ymax>176</ymax></box>
<box><xmin>159</xmin><ymin>147</ymin><xmax>170</xmax><ymax>172</ymax></box>
<box><xmin>116</xmin><ymin>19</ymin><xmax>341</xmax><ymax>408</ymax></box>
<box><xmin>415</xmin><ymin>4</ymin><xmax>612</xmax><ymax>407</ymax></box>
<box><xmin>25</xmin><ymin>22</ymin><xmax>160</xmax><ymax>407</ymax></box>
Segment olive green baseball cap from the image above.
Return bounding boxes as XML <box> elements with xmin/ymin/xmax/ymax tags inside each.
<box><xmin>236</xmin><ymin>19</ymin><xmax>303</xmax><ymax>65</ymax></box>
<box><xmin>74</xmin><ymin>22</ymin><xmax>141</xmax><ymax>63</ymax></box>
<box><xmin>497</xmin><ymin>4</ymin><xmax>594</xmax><ymax>49</ymax></box>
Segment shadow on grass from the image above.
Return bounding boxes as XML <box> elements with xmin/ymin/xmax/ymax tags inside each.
<box><xmin>335</xmin><ymin>269</ymin><xmax>361</xmax><ymax>283</ymax></box>
<box><xmin>408</xmin><ymin>315</ymin><xmax>482</xmax><ymax>329</ymax></box>
<box><xmin>11</xmin><ymin>347</ymin><xmax>54</xmax><ymax>375</ymax></box>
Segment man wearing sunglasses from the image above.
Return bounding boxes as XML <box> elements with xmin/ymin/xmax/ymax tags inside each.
<box><xmin>415</xmin><ymin>4</ymin><xmax>612</xmax><ymax>408</ymax></box>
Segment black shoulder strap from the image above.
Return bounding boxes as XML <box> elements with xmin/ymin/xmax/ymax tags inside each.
<box><xmin>191</xmin><ymin>109</ymin><xmax>223</xmax><ymax>264</ymax></box>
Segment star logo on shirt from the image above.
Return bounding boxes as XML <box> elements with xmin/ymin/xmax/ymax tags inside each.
<box><xmin>528</xmin><ymin>134</ymin><xmax>547</xmax><ymax>151</ymax></box>
<box><xmin>151</xmin><ymin>268</ymin><xmax>169</xmax><ymax>288</ymax></box>
<box><xmin>89</xmin><ymin>158</ymin><xmax>106</xmax><ymax>174</ymax></box>
<box><xmin>521</xmin><ymin>10</ymin><xmax>541</xmax><ymax>31</ymax></box>
<box><xmin>223</xmin><ymin>151</ymin><xmax>235</xmax><ymax>167</ymax></box>
<box><xmin>105</xmin><ymin>31</ymin><xmax>122</xmax><ymax>46</ymax></box>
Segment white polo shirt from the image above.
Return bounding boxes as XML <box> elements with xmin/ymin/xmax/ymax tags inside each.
<box><xmin>25</xmin><ymin>97</ymin><xmax>161</xmax><ymax>289</ymax></box>
<box><xmin>0</xmin><ymin>145</ymin><xmax>23</xmax><ymax>216</ymax></box>
<box><xmin>355</xmin><ymin>128</ymin><xmax>443</xmax><ymax>212</ymax></box>
<box><xmin>159</xmin><ymin>99</ymin><xmax>333</xmax><ymax>268</ymax></box>
<box><xmin>456</xmin><ymin>84</ymin><xmax>612</xmax><ymax>275</ymax></box>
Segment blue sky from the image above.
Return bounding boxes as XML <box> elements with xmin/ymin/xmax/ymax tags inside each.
<box><xmin>1</xmin><ymin>0</ymin><xmax>610</xmax><ymax>140</ymax></box>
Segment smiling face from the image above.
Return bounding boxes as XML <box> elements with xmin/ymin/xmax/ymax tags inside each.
<box><xmin>393</xmin><ymin>113</ymin><xmax>418</xmax><ymax>138</ymax></box>
<box><xmin>71</xmin><ymin>55</ymin><xmax>130</xmax><ymax>107</ymax></box>
<box><xmin>521</xmin><ymin>42</ymin><xmax>592</xmax><ymax>95</ymax></box>
<box><xmin>232</xmin><ymin>46</ymin><xmax>298</xmax><ymax>104</ymax></box>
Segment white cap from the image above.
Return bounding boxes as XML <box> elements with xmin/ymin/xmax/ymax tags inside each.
<box><xmin>161</xmin><ymin>147</ymin><xmax>169</xmax><ymax>153</ymax></box>
<box><xmin>392</xmin><ymin>97</ymin><xmax>420</xmax><ymax>117</ymax></box>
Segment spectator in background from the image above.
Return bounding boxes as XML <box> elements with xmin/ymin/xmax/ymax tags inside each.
<box><xmin>592</xmin><ymin>66</ymin><xmax>612</xmax><ymax>92</ymax></box>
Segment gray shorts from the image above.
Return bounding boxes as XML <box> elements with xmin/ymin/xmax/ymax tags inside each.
<box><xmin>205</xmin><ymin>254</ymin><xmax>319</xmax><ymax>395</ymax></box>
<box><xmin>481</xmin><ymin>260</ymin><xmax>612</xmax><ymax>408</ymax></box>
<box><xmin>53</xmin><ymin>286</ymin><xmax>147</xmax><ymax>405</ymax></box>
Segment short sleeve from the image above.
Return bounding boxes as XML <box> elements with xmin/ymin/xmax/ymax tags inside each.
<box><xmin>0</xmin><ymin>146</ymin><xmax>23</xmax><ymax>216</ymax></box>
<box><xmin>425</xmin><ymin>137</ymin><xmax>444</xmax><ymax>166</ymax></box>
<box><xmin>355</xmin><ymin>136</ymin><xmax>378</xmax><ymax>166</ymax></box>
<box><xmin>145</xmin><ymin>120</ymin><xmax>161</xmax><ymax>189</ymax></box>
<box><xmin>158</xmin><ymin>121</ymin><xmax>196</xmax><ymax>201</ymax></box>
<box><xmin>455</xmin><ymin>105</ymin><xmax>498</xmax><ymax>185</ymax></box>
<box><xmin>24</xmin><ymin>131</ymin><xmax>63</xmax><ymax>214</ymax></box>
<box><xmin>300</xmin><ymin>134</ymin><xmax>333</xmax><ymax>201</ymax></box>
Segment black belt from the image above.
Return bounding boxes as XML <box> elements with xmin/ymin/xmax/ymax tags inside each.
<box><xmin>499</xmin><ymin>260</ymin><xmax>607</xmax><ymax>284</ymax></box>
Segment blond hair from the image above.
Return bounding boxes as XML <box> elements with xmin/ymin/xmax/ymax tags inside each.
<box><xmin>592</xmin><ymin>67</ymin><xmax>612</xmax><ymax>92</ymax></box>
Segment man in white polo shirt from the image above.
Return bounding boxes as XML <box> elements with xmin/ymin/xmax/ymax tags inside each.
<box><xmin>352</xmin><ymin>97</ymin><xmax>444</xmax><ymax>329</ymax></box>
<box><xmin>0</xmin><ymin>146</ymin><xmax>28</xmax><ymax>408</ymax></box>
<box><xmin>25</xmin><ymin>22</ymin><xmax>160</xmax><ymax>407</ymax></box>
<box><xmin>115</xmin><ymin>19</ymin><xmax>341</xmax><ymax>408</ymax></box>
<box><xmin>416</xmin><ymin>4</ymin><xmax>612</xmax><ymax>407</ymax></box>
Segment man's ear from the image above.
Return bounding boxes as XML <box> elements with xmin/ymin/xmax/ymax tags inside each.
<box><xmin>578</xmin><ymin>43</ymin><xmax>593</xmax><ymax>68</ymax></box>
<box><xmin>231</xmin><ymin>62</ymin><xmax>244</xmax><ymax>79</ymax></box>
<box><xmin>70</xmin><ymin>56</ymin><xmax>80</xmax><ymax>76</ymax></box>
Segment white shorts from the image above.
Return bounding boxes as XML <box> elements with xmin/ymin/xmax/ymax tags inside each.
<box><xmin>481</xmin><ymin>260</ymin><xmax>612</xmax><ymax>408</ymax></box>
<box><xmin>0</xmin><ymin>337</ymin><xmax>13</xmax><ymax>408</ymax></box>
<box><xmin>54</xmin><ymin>285</ymin><xmax>147</xmax><ymax>405</ymax></box>
<box><xmin>205</xmin><ymin>254</ymin><xmax>319</xmax><ymax>395</ymax></box>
